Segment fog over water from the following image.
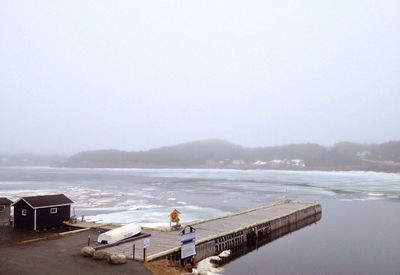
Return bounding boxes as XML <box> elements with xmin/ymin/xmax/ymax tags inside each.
<box><xmin>1</xmin><ymin>0</ymin><xmax>400</xmax><ymax>154</ymax></box>
<box><xmin>1</xmin><ymin>3</ymin><xmax>399</xmax><ymax>274</ymax></box>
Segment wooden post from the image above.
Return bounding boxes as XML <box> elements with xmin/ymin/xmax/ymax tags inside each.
<box><xmin>87</xmin><ymin>234</ymin><xmax>91</xmax><ymax>246</ymax></box>
<box><xmin>132</xmin><ymin>243</ymin><xmax>135</xmax><ymax>260</ymax></box>
<box><xmin>143</xmin><ymin>247</ymin><xmax>146</xmax><ymax>262</ymax></box>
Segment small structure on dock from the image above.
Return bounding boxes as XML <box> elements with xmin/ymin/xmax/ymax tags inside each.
<box><xmin>0</xmin><ymin>197</ymin><xmax>13</xmax><ymax>226</ymax></box>
<box><xmin>170</xmin><ymin>209</ymin><xmax>181</xmax><ymax>229</ymax></box>
<box><xmin>12</xmin><ymin>194</ymin><xmax>73</xmax><ymax>231</ymax></box>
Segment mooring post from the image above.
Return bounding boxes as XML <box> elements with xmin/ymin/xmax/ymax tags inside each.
<box><xmin>132</xmin><ymin>243</ymin><xmax>135</xmax><ymax>260</ymax></box>
<box><xmin>143</xmin><ymin>247</ymin><xmax>146</xmax><ymax>262</ymax></box>
<box><xmin>87</xmin><ymin>234</ymin><xmax>91</xmax><ymax>246</ymax></box>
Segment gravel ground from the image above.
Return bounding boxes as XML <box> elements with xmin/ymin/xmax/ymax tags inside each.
<box><xmin>0</xmin><ymin>226</ymin><xmax>151</xmax><ymax>275</ymax></box>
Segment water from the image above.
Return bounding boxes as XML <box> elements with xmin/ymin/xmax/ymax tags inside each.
<box><xmin>1</xmin><ymin>167</ymin><xmax>399</xmax><ymax>274</ymax></box>
<box><xmin>223</xmin><ymin>200</ymin><xmax>400</xmax><ymax>275</ymax></box>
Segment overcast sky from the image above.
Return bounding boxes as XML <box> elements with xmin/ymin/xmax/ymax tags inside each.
<box><xmin>1</xmin><ymin>1</ymin><xmax>399</xmax><ymax>154</ymax></box>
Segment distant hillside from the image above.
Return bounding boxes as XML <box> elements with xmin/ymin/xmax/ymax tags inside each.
<box><xmin>61</xmin><ymin>139</ymin><xmax>400</xmax><ymax>172</ymax></box>
<box><xmin>64</xmin><ymin>139</ymin><xmax>244</xmax><ymax>167</ymax></box>
<box><xmin>369</xmin><ymin>141</ymin><xmax>400</xmax><ymax>162</ymax></box>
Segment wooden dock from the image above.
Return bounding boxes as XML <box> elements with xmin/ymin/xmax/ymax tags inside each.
<box><xmin>101</xmin><ymin>199</ymin><xmax>321</xmax><ymax>263</ymax></box>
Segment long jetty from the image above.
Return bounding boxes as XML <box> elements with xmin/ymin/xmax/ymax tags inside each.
<box><xmin>99</xmin><ymin>199</ymin><xmax>321</xmax><ymax>263</ymax></box>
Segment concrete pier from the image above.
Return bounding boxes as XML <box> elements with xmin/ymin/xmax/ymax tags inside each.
<box><xmin>102</xmin><ymin>199</ymin><xmax>321</xmax><ymax>263</ymax></box>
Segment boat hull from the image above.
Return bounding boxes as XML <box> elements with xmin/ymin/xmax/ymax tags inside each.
<box><xmin>97</xmin><ymin>222</ymin><xmax>141</xmax><ymax>244</ymax></box>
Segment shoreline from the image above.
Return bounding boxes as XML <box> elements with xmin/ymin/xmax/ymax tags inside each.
<box><xmin>1</xmin><ymin>165</ymin><xmax>399</xmax><ymax>174</ymax></box>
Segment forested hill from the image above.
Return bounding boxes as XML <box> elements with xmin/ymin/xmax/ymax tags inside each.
<box><xmin>60</xmin><ymin>139</ymin><xmax>400</xmax><ymax>172</ymax></box>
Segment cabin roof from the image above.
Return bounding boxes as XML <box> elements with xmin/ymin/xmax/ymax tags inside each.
<box><xmin>0</xmin><ymin>197</ymin><xmax>13</xmax><ymax>205</ymax></box>
<box><xmin>14</xmin><ymin>194</ymin><xmax>73</xmax><ymax>208</ymax></box>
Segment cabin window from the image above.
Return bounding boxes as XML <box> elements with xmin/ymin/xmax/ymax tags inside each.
<box><xmin>0</xmin><ymin>205</ymin><xmax>4</xmax><ymax>212</ymax></box>
<box><xmin>50</xmin><ymin>208</ymin><xmax>57</xmax><ymax>214</ymax></box>
<box><xmin>22</xmin><ymin>209</ymin><xmax>27</xmax><ymax>216</ymax></box>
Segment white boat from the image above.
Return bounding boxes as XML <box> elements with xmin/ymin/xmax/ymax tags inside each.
<box><xmin>97</xmin><ymin>222</ymin><xmax>141</xmax><ymax>244</ymax></box>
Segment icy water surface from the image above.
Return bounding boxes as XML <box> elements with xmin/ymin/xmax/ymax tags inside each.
<box><xmin>1</xmin><ymin>167</ymin><xmax>399</xmax><ymax>274</ymax></box>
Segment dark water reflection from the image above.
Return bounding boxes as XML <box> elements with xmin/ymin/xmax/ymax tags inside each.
<box><xmin>223</xmin><ymin>199</ymin><xmax>400</xmax><ymax>275</ymax></box>
<box><xmin>214</xmin><ymin>213</ymin><xmax>322</xmax><ymax>267</ymax></box>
